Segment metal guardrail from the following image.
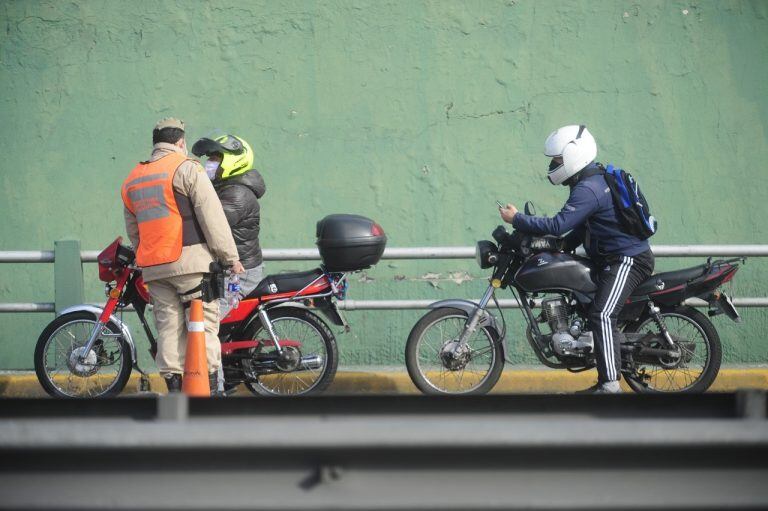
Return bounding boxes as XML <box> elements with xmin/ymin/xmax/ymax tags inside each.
<box><xmin>2</xmin><ymin>244</ymin><xmax>768</xmax><ymax>263</ymax></box>
<box><xmin>0</xmin><ymin>393</ymin><xmax>766</xmax><ymax>509</ymax></box>
<box><xmin>4</xmin><ymin>297</ymin><xmax>768</xmax><ymax>313</ymax></box>
<box><xmin>1</xmin><ymin>245</ymin><xmax>767</xmax><ymax>312</ymax></box>
<box><xmin>335</xmin><ymin>297</ymin><xmax>768</xmax><ymax>310</ymax></box>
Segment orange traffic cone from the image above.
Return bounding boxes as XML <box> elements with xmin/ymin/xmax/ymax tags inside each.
<box><xmin>182</xmin><ymin>299</ymin><xmax>210</xmax><ymax>397</ymax></box>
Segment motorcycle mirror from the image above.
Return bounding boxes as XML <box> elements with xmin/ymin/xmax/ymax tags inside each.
<box><xmin>524</xmin><ymin>201</ymin><xmax>536</xmax><ymax>216</ymax></box>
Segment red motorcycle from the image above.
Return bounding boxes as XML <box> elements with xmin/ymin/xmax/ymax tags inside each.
<box><xmin>34</xmin><ymin>214</ymin><xmax>386</xmax><ymax>398</ymax></box>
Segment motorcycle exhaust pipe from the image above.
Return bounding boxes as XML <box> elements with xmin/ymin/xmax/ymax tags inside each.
<box><xmin>300</xmin><ymin>355</ymin><xmax>324</xmax><ymax>370</ymax></box>
<box><xmin>638</xmin><ymin>347</ymin><xmax>678</xmax><ymax>358</ymax></box>
<box><xmin>248</xmin><ymin>355</ymin><xmax>324</xmax><ymax>371</ymax></box>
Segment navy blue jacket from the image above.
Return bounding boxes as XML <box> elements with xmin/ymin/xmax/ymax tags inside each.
<box><xmin>512</xmin><ymin>163</ymin><xmax>650</xmax><ymax>258</ymax></box>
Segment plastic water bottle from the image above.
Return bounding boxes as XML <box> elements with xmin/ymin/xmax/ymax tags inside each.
<box><xmin>226</xmin><ymin>272</ymin><xmax>241</xmax><ymax>310</ymax></box>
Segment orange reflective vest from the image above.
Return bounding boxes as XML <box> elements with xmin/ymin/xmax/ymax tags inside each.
<box><xmin>121</xmin><ymin>153</ymin><xmax>202</xmax><ymax>267</ymax></box>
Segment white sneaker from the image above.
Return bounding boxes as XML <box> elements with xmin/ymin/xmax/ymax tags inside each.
<box><xmin>595</xmin><ymin>381</ymin><xmax>622</xmax><ymax>394</ymax></box>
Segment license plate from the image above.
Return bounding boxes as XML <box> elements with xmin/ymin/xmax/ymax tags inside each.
<box><xmin>717</xmin><ymin>292</ymin><xmax>741</xmax><ymax>323</ymax></box>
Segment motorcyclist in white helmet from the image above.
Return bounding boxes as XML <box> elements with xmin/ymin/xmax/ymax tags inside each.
<box><xmin>500</xmin><ymin>125</ymin><xmax>655</xmax><ymax>393</ymax></box>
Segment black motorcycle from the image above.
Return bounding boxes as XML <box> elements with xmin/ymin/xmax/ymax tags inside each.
<box><xmin>405</xmin><ymin>204</ymin><xmax>743</xmax><ymax>394</ymax></box>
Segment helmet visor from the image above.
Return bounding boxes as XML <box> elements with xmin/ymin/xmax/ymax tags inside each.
<box><xmin>191</xmin><ymin>130</ymin><xmax>245</xmax><ymax>157</ymax></box>
<box><xmin>191</xmin><ymin>137</ymin><xmax>224</xmax><ymax>157</ymax></box>
<box><xmin>547</xmin><ymin>158</ymin><xmax>564</xmax><ymax>185</ymax></box>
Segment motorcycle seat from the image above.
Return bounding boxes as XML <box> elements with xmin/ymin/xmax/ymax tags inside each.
<box><xmin>246</xmin><ymin>268</ymin><xmax>325</xmax><ymax>298</ymax></box>
<box><xmin>632</xmin><ymin>264</ymin><xmax>708</xmax><ymax>296</ymax></box>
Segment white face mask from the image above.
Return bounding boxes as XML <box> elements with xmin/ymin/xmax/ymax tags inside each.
<box><xmin>204</xmin><ymin>160</ymin><xmax>219</xmax><ymax>180</ymax></box>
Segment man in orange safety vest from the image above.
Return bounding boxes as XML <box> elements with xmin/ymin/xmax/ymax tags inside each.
<box><xmin>122</xmin><ymin>117</ymin><xmax>244</xmax><ymax>394</ymax></box>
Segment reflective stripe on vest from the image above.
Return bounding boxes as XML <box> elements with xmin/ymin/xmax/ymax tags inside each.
<box><xmin>121</xmin><ymin>153</ymin><xmax>191</xmax><ymax>267</ymax></box>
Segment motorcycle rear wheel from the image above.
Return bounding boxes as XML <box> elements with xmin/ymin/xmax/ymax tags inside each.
<box><xmin>405</xmin><ymin>307</ymin><xmax>505</xmax><ymax>395</ymax></box>
<box><xmin>242</xmin><ymin>308</ymin><xmax>338</xmax><ymax>396</ymax></box>
<box><xmin>34</xmin><ymin>311</ymin><xmax>133</xmax><ymax>398</ymax></box>
<box><xmin>623</xmin><ymin>306</ymin><xmax>721</xmax><ymax>393</ymax></box>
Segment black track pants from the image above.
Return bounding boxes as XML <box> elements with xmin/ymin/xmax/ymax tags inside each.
<box><xmin>588</xmin><ymin>250</ymin><xmax>654</xmax><ymax>383</ymax></box>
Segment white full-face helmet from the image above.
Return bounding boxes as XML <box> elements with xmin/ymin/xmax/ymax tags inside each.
<box><xmin>544</xmin><ymin>125</ymin><xmax>597</xmax><ymax>185</ymax></box>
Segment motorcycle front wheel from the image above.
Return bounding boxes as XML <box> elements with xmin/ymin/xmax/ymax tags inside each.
<box><xmin>623</xmin><ymin>306</ymin><xmax>722</xmax><ymax>393</ymax></box>
<box><xmin>242</xmin><ymin>308</ymin><xmax>338</xmax><ymax>396</ymax></box>
<box><xmin>405</xmin><ymin>307</ymin><xmax>504</xmax><ymax>395</ymax></box>
<box><xmin>34</xmin><ymin>311</ymin><xmax>133</xmax><ymax>398</ymax></box>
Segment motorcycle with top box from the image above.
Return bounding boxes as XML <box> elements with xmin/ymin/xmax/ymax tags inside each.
<box><xmin>34</xmin><ymin>214</ymin><xmax>386</xmax><ymax>398</ymax></box>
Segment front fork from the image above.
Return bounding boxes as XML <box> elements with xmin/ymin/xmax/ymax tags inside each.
<box><xmin>78</xmin><ymin>272</ymin><xmax>131</xmax><ymax>364</ymax></box>
<box><xmin>453</xmin><ymin>285</ymin><xmax>495</xmax><ymax>349</ymax></box>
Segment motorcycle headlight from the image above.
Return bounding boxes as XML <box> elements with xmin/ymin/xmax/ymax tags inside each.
<box><xmin>475</xmin><ymin>240</ymin><xmax>499</xmax><ymax>269</ymax></box>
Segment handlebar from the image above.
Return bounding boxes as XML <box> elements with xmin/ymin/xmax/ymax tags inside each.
<box><xmin>491</xmin><ymin>225</ymin><xmax>561</xmax><ymax>256</ymax></box>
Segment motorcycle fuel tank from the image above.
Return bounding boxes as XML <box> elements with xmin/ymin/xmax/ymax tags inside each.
<box><xmin>514</xmin><ymin>252</ymin><xmax>597</xmax><ymax>294</ymax></box>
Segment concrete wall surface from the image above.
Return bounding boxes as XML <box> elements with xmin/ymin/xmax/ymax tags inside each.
<box><xmin>1</xmin><ymin>0</ymin><xmax>767</xmax><ymax>370</ymax></box>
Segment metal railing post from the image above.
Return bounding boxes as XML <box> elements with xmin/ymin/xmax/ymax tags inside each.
<box><xmin>54</xmin><ymin>239</ymin><xmax>84</xmax><ymax>315</ymax></box>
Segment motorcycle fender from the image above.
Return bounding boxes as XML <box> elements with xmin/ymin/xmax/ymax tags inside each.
<box><xmin>243</xmin><ymin>302</ymin><xmax>345</xmax><ymax>332</ymax></box>
<box><xmin>268</xmin><ymin>301</ymin><xmax>347</xmax><ymax>327</ymax></box>
<box><xmin>58</xmin><ymin>304</ymin><xmax>138</xmax><ymax>364</ymax></box>
<box><xmin>429</xmin><ymin>299</ymin><xmax>508</xmax><ymax>359</ymax></box>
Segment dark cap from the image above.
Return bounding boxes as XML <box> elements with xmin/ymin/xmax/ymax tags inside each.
<box><xmin>154</xmin><ymin>117</ymin><xmax>185</xmax><ymax>131</ymax></box>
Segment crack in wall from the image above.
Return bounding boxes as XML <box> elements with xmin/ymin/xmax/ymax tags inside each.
<box><xmin>450</xmin><ymin>106</ymin><xmax>528</xmax><ymax>120</ymax></box>
<box><xmin>444</xmin><ymin>103</ymin><xmax>527</xmax><ymax>122</ymax></box>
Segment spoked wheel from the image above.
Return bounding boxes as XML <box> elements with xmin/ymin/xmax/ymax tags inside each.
<box><xmin>624</xmin><ymin>306</ymin><xmax>721</xmax><ymax>393</ymax></box>
<box><xmin>243</xmin><ymin>308</ymin><xmax>338</xmax><ymax>396</ymax></box>
<box><xmin>34</xmin><ymin>312</ymin><xmax>133</xmax><ymax>398</ymax></box>
<box><xmin>405</xmin><ymin>307</ymin><xmax>504</xmax><ymax>395</ymax></box>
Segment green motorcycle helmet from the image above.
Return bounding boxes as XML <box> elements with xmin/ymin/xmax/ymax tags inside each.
<box><xmin>191</xmin><ymin>133</ymin><xmax>254</xmax><ymax>179</ymax></box>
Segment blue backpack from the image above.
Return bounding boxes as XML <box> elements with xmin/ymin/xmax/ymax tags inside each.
<box><xmin>602</xmin><ymin>164</ymin><xmax>657</xmax><ymax>240</ymax></box>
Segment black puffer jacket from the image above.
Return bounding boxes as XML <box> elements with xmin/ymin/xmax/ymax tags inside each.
<box><xmin>213</xmin><ymin>170</ymin><xmax>266</xmax><ymax>269</ymax></box>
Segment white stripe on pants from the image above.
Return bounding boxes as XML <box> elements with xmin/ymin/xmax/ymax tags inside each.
<box><xmin>599</xmin><ymin>256</ymin><xmax>633</xmax><ymax>381</ymax></box>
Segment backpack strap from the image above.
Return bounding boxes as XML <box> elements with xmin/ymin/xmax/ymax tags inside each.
<box><xmin>578</xmin><ymin>164</ymin><xmax>605</xmax><ymax>180</ymax></box>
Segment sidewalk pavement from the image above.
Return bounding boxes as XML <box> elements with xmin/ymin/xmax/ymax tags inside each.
<box><xmin>2</xmin><ymin>367</ymin><xmax>767</xmax><ymax>397</ymax></box>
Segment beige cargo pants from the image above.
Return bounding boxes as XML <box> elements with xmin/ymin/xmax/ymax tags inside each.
<box><xmin>146</xmin><ymin>272</ymin><xmax>221</xmax><ymax>376</ymax></box>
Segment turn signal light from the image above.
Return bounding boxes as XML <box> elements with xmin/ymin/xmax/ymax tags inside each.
<box><xmin>109</xmin><ymin>288</ymin><xmax>122</xmax><ymax>299</ymax></box>
<box><xmin>491</xmin><ymin>279</ymin><xmax>502</xmax><ymax>288</ymax></box>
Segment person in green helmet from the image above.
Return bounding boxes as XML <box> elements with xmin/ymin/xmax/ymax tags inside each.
<box><xmin>192</xmin><ymin>134</ymin><xmax>266</xmax><ymax>319</ymax></box>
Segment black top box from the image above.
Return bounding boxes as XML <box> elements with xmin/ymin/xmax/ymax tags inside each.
<box><xmin>316</xmin><ymin>214</ymin><xmax>387</xmax><ymax>272</ymax></box>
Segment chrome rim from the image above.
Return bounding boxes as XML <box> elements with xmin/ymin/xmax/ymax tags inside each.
<box><xmin>43</xmin><ymin>319</ymin><xmax>126</xmax><ymax>397</ymax></box>
<box><xmin>632</xmin><ymin>313</ymin><xmax>711</xmax><ymax>392</ymax></box>
<box><xmin>414</xmin><ymin>314</ymin><xmax>497</xmax><ymax>394</ymax></box>
<box><xmin>250</xmin><ymin>316</ymin><xmax>329</xmax><ymax>395</ymax></box>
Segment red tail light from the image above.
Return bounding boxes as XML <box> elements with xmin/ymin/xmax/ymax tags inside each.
<box><xmin>721</xmin><ymin>265</ymin><xmax>738</xmax><ymax>285</ymax></box>
<box><xmin>372</xmin><ymin>223</ymin><xmax>384</xmax><ymax>236</ymax></box>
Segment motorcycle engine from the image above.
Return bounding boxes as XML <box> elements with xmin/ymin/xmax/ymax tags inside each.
<box><xmin>540</xmin><ymin>297</ymin><xmax>594</xmax><ymax>357</ymax></box>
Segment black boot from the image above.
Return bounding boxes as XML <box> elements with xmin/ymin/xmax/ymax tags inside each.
<box><xmin>164</xmin><ymin>373</ymin><xmax>183</xmax><ymax>393</ymax></box>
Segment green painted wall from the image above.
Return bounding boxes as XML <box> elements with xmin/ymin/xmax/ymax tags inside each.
<box><xmin>1</xmin><ymin>0</ymin><xmax>767</xmax><ymax>370</ymax></box>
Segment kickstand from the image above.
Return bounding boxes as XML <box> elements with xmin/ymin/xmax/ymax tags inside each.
<box><xmin>139</xmin><ymin>374</ymin><xmax>151</xmax><ymax>392</ymax></box>
<box><xmin>133</xmin><ymin>364</ymin><xmax>152</xmax><ymax>393</ymax></box>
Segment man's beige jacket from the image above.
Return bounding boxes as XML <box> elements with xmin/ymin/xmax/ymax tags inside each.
<box><xmin>123</xmin><ymin>143</ymin><xmax>239</xmax><ymax>282</ymax></box>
